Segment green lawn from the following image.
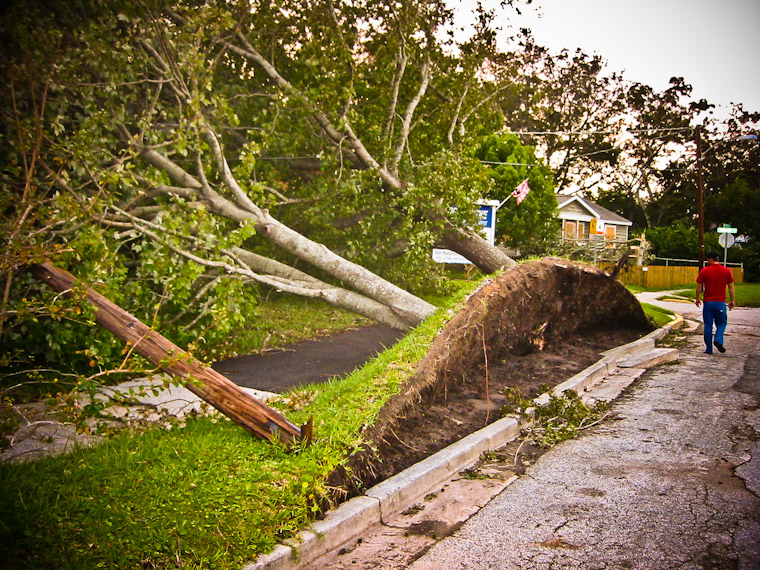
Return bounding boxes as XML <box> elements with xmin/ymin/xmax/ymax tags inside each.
<box><xmin>640</xmin><ymin>302</ymin><xmax>675</xmax><ymax>328</ymax></box>
<box><xmin>672</xmin><ymin>281</ymin><xmax>760</xmax><ymax>308</ymax></box>
<box><xmin>0</xmin><ymin>282</ymin><xmax>481</xmax><ymax>570</ymax></box>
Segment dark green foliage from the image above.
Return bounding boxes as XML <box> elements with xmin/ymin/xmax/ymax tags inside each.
<box><xmin>645</xmin><ymin>222</ymin><xmax>723</xmax><ymax>263</ymax></box>
<box><xmin>472</xmin><ymin>134</ymin><xmax>559</xmax><ymax>253</ymax></box>
<box><xmin>642</xmin><ymin>109</ymin><xmax>759</xmax><ymax>280</ymax></box>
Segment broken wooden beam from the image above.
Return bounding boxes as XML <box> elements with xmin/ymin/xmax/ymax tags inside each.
<box><xmin>30</xmin><ymin>260</ymin><xmax>309</xmax><ymax>445</ymax></box>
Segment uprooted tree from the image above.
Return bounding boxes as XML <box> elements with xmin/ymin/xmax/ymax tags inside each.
<box><xmin>329</xmin><ymin>258</ymin><xmax>654</xmax><ymax>493</ymax></box>
<box><xmin>2</xmin><ymin>0</ymin><xmax>726</xmax><ymax>407</ymax></box>
<box><xmin>2</xmin><ymin>0</ymin><xmax>546</xmax><ymax>400</ymax></box>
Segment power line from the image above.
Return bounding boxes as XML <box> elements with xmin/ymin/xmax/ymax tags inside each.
<box><xmin>502</xmin><ymin>126</ymin><xmax>693</xmax><ymax>137</ymax></box>
<box><xmin>479</xmin><ymin>161</ymin><xmax>542</xmax><ymax>167</ymax></box>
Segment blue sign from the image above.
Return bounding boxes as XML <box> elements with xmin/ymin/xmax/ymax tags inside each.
<box><xmin>479</xmin><ymin>205</ymin><xmax>493</xmax><ymax>228</ymax></box>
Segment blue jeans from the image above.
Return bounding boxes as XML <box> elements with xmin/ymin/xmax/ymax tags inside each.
<box><xmin>703</xmin><ymin>301</ymin><xmax>728</xmax><ymax>353</ymax></box>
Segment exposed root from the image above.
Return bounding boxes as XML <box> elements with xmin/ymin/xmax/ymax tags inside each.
<box><xmin>328</xmin><ymin>258</ymin><xmax>652</xmax><ymax>498</ymax></box>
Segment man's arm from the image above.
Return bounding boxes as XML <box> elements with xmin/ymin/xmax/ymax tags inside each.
<box><xmin>695</xmin><ymin>282</ymin><xmax>703</xmax><ymax>307</ymax></box>
<box><xmin>728</xmin><ymin>282</ymin><xmax>735</xmax><ymax>310</ymax></box>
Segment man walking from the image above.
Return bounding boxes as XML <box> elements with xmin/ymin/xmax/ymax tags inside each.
<box><xmin>695</xmin><ymin>252</ymin><xmax>736</xmax><ymax>354</ymax></box>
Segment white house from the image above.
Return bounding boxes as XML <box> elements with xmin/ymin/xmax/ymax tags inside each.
<box><xmin>556</xmin><ymin>195</ymin><xmax>632</xmax><ymax>244</ymax></box>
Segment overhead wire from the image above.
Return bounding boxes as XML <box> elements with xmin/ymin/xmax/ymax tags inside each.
<box><xmin>501</xmin><ymin>126</ymin><xmax>693</xmax><ymax>137</ymax></box>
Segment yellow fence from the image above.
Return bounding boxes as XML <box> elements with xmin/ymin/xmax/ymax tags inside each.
<box><xmin>613</xmin><ymin>265</ymin><xmax>744</xmax><ymax>289</ymax></box>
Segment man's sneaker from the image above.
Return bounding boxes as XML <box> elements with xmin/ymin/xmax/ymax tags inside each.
<box><xmin>714</xmin><ymin>341</ymin><xmax>726</xmax><ymax>353</ymax></box>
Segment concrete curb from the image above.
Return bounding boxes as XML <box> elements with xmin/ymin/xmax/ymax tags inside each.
<box><xmin>366</xmin><ymin>417</ymin><xmax>521</xmax><ymax>521</ymax></box>
<box><xmin>242</xmin><ymin>417</ymin><xmax>521</xmax><ymax>570</ymax></box>
<box><xmin>243</xmin><ymin>314</ymin><xmax>684</xmax><ymax>570</ymax></box>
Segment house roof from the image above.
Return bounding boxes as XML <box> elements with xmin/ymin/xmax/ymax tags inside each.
<box><xmin>556</xmin><ymin>195</ymin><xmax>632</xmax><ymax>226</ymax></box>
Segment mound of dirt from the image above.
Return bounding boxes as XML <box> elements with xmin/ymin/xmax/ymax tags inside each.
<box><xmin>329</xmin><ymin>258</ymin><xmax>653</xmax><ymax>497</ymax></box>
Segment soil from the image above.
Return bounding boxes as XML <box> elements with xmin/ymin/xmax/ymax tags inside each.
<box><xmin>346</xmin><ymin>328</ymin><xmax>640</xmax><ymax>488</ymax></box>
<box><xmin>328</xmin><ymin>258</ymin><xmax>653</xmax><ymax>498</ymax></box>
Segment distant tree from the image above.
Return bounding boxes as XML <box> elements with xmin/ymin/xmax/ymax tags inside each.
<box><xmin>472</xmin><ymin>134</ymin><xmax>558</xmax><ymax>253</ymax></box>
<box><xmin>644</xmin><ymin>222</ymin><xmax>720</xmax><ymax>262</ymax></box>
<box><xmin>701</xmin><ymin>108</ymin><xmax>760</xmax><ymax>279</ymax></box>
<box><xmin>493</xmin><ymin>37</ymin><xmax>628</xmax><ymax>194</ymax></box>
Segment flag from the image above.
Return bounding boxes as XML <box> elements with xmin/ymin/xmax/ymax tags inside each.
<box><xmin>511</xmin><ymin>178</ymin><xmax>530</xmax><ymax>204</ymax></box>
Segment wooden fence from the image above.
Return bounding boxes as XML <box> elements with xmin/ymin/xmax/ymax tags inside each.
<box><xmin>611</xmin><ymin>265</ymin><xmax>744</xmax><ymax>289</ymax></box>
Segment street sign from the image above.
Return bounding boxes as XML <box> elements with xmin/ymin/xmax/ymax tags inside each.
<box><xmin>718</xmin><ymin>233</ymin><xmax>735</xmax><ymax>248</ymax></box>
<box><xmin>718</xmin><ymin>230</ymin><xmax>736</xmax><ymax>265</ymax></box>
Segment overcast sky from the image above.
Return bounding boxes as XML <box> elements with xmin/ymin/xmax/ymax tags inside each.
<box><xmin>451</xmin><ymin>0</ymin><xmax>760</xmax><ymax>120</ymax></box>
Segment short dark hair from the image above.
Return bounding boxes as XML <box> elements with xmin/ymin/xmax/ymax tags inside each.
<box><xmin>707</xmin><ymin>251</ymin><xmax>720</xmax><ymax>260</ymax></box>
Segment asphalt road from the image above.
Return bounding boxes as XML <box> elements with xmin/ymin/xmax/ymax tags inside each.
<box><xmin>212</xmin><ymin>324</ymin><xmax>404</xmax><ymax>393</ymax></box>
<box><xmin>409</xmin><ymin>299</ymin><xmax>760</xmax><ymax>570</ymax></box>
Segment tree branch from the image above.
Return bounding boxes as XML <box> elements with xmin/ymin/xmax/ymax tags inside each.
<box><xmin>381</xmin><ymin>42</ymin><xmax>408</xmax><ymax>146</ymax></box>
<box><xmin>390</xmin><ymin>56</ymin><xmax>431</xmax><ymax>176</ymax></box>
<box><xmin>448</xmin><ymin>81</ymin><xmax>470</xmax><ymax>145</ymax></box>
<box><xmin>230</xmin><ymin>33</ymin><xmax>405</xmax><ymax>190</ymax></box>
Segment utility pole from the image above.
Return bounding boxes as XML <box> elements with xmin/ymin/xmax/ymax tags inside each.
<box><xmin>695</xmin><ymin>126</ymin><xmax>705</xmax><ymax>269</ymax></box>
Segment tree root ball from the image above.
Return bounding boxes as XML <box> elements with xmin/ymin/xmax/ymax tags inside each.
<box><xmin>328</xmin><ymin>258</ymin><xmax>653</xmax><ymax>499</ymax></box>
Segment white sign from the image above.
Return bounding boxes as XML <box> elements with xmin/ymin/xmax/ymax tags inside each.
<box><xmin>717</xmin><ymin>227</ymin><xmax>737</xmax><ymax>234</ymax></box>
<box><xmin>432</xmin><ymin>248</ymin><xmax>471</xmax><ymax>264</ymax></box>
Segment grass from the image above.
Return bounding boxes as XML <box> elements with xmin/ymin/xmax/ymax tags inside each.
<box><xmin>671</xmin><ymin>281</ymin><xmax>760</xmax><ymax>308</ymax></box>
<box><xmin>640</xmin><ymin>302</ymin><xmax>676</xmax><ymax>328</ymax></box>
<box><xmin>215</xmin><ymin>292</ymin><xmax>375</xmax><ymax>357</ymax></box>
<box><xmin>0</xmin><ymin>281</ymin><xmax>481</xmax><ymax>570</ymax></box>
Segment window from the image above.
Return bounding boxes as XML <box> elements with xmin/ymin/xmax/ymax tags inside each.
<box><xmin>563</xmin><ymin>221</ymin><xmax>577</xmax><ymax>240</ymax></box>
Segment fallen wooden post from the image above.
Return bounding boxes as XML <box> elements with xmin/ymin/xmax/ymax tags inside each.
<box><xmin>30</xmin><ymin>261</ymin><xmax>311</xmax><ymax>445</ymax></box>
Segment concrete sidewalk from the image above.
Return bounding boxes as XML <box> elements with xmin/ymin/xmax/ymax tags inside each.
<box><xmin>409</xmin><ymin>303</ymin><xmax>760</xmax><ymax>569</ymax></box>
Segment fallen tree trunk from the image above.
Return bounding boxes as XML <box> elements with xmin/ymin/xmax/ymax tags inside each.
<box><xmin>30</xmin><ymin>261</ymin><xmax>308</xmax><ymax>445</ymax></box>
<box><xmin>440</xmin><ymin>225</ymin><xmax>517</xmax><ymax>274</ymax></box>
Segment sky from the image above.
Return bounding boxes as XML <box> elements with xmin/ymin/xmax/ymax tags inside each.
<box><xmin>451</xmin><ymin>0</ymin><xmax>760</xmax><ymax>120</ymax></box>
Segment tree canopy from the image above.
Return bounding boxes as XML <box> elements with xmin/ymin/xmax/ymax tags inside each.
<box><xmin>0</xmin><ymin>0</ymin><xmax>523</xmax><ymax>379</ymax></box>
<box><xmin>1</xmin><ymin>0</ymin><xmax>758</xmax><ymax>390</ymax></box>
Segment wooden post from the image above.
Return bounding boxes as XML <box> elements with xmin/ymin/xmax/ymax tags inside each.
<box><xmin>30</xmin><ymin>261</ymin><xmax>310</xmax><ymax>445</ymax></box>
<box><xmin>695</xmin><ymin>126</ymin><xmax>706</xmax><ymax>269</ymax></box>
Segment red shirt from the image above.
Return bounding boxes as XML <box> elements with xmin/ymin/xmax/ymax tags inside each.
<box><xmin>696</xmin><ymin>263</ymin><xmax>734</xmax><ymax>302</ymax></box>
